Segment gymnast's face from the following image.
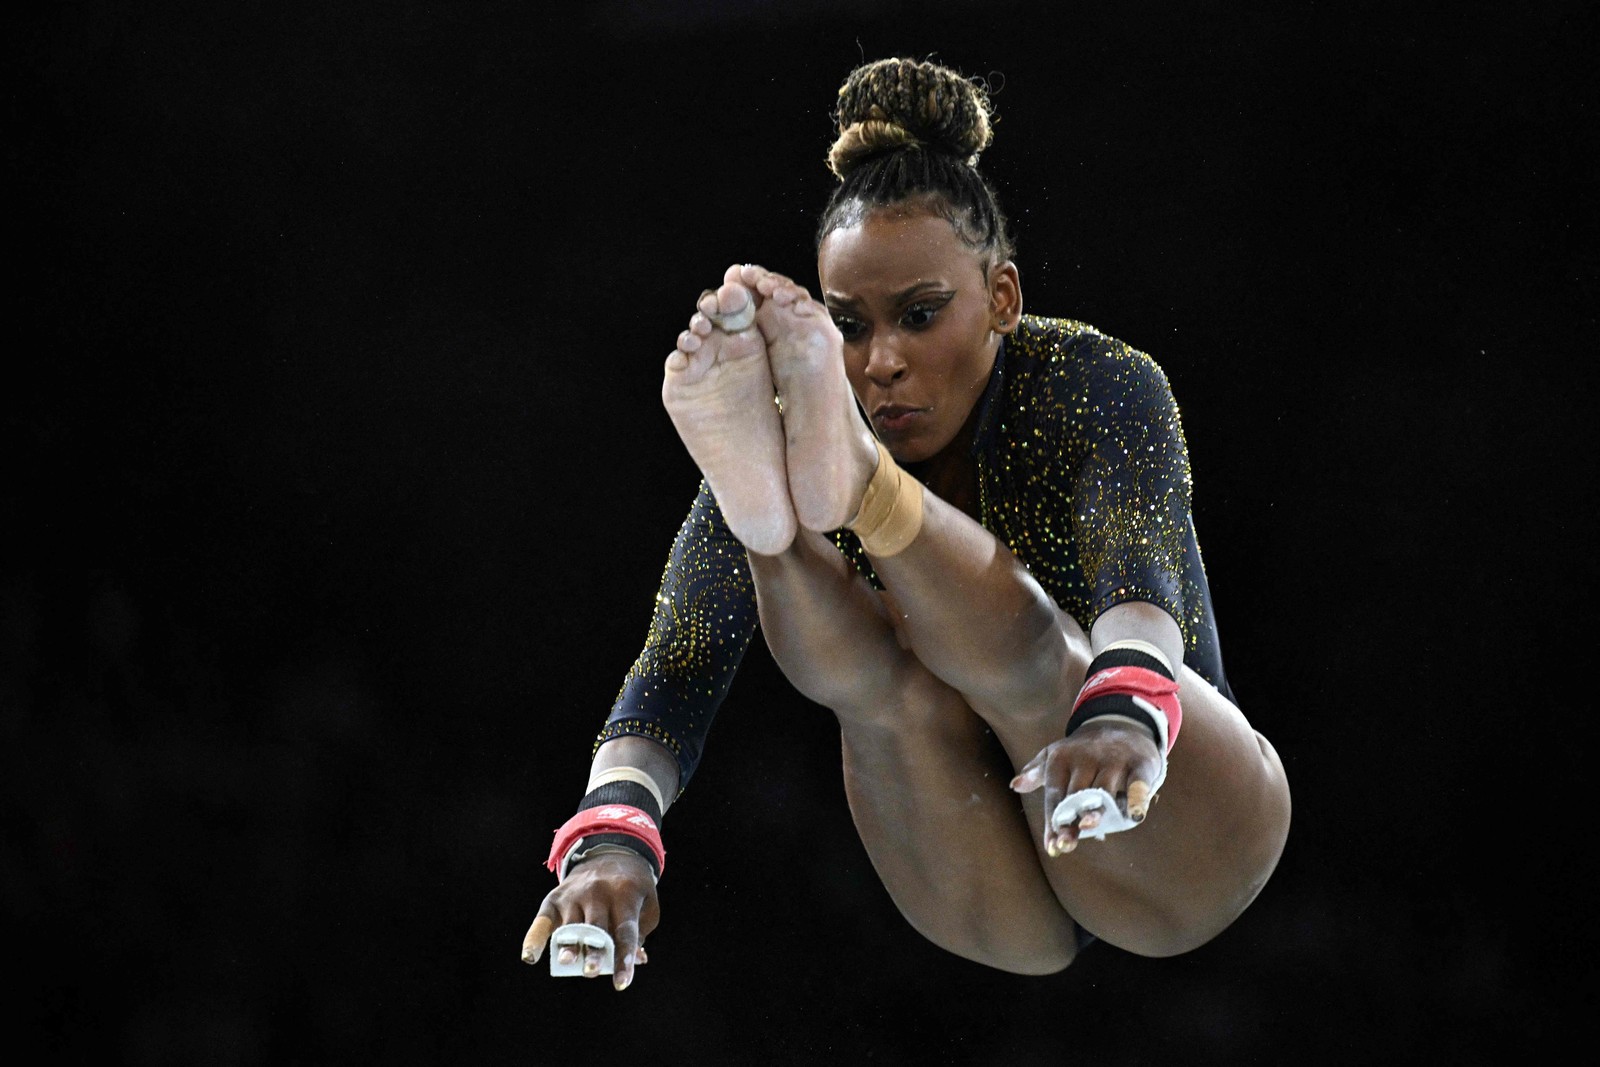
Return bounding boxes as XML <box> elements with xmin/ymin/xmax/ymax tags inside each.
<box><xmin>818</xmin><ymin>204</ymin><xmax>1021</xmax><ymax>465</ymax></box>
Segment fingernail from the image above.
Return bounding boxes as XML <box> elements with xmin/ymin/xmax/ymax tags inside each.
<box><xmin>1046</xmin><ymin>839</ymin><xmax>1060</xmax><ymax>857</ymax></box>
<box><xmin>615</xmin><ymin>971</ymin><xmax>632</xmax><ymax>991</ymax></box>
<box><xmin>1061</xmin><ymin>839</ymin><xmax>1077</xmax><ymax>854</ymax></box>
<box><xmin>521</xmin><ymin>950</ymin><xmax>539</xmax><ymax>965</ymax></box>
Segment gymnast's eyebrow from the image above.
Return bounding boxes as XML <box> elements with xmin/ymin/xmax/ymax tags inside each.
<box><xmin>823</xmin><ymin>281</ymin><xmax>951</xmax><ymax>308</ymax></box>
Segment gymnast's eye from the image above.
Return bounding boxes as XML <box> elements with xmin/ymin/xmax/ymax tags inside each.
<box><xmin>831</xmin><ymin>314</ymin><xmax>865</xmax><ymax>341</ymax></box>
<box><xmin>901</xmin><ymin>297</ymin><xmax>951</xmax><ymax>329</ymax></box>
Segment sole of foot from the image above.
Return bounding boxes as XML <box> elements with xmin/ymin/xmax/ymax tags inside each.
<box><xmin>731</xmin><ymin>264</ymin><xmax>877</xmax><ymax>534</ymax></box>
<box><xmin>661</xmin><ymin>282</ymin><xmax>797</xmax><ymax>555</ymax></box>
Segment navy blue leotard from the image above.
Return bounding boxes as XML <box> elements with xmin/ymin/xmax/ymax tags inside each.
<box><xmin>596</xmin><ymin>316</ymin><xmax>1234</xmax><ymax>793</ymax></box>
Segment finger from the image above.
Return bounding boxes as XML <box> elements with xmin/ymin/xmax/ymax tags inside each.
<box><xmin>579</xmin><ymin>902</ymin><xmax>609</xmax><ymax>979</ymax></box>
<box><xmin>1010</xmin><ymin>748</ymin><xmax>1048</xmax><ymax>792</ymax></box>
<box><xmin>677</xmin><ymin>330</ymin><xmax>702</xmax><ymax>353</ymax></box>
<box><xmin>1048</xmin><ymin>762</ymin><xmax>1103</xmax><ymax>856</ymax></box>
<box><xmin>1041</xmin><ymin>783</ymin><xmax>1064</xmax><ymax>850</ymax></box>
<box><xmin>1040</xmin><ymin>753</ymin><xmax>1085</xmax><ymax>845</ymax></box>
<box><xmin>1127</xmin><ymin>779</ymin><xmax>1153</xmax><ymax>822</ymax></box>
<box><xmin>1050</xmin><ymin>794</ymin><xmax>1098</xmax><ymax>855</ymax></box>
<box><xmin>612</xmin><ymin>917</ymin><xmax>642</xmax><ymax>991</ymax></box>
<box><xmin>1009</xmin><ymin>764</ymin><xmax>1044</xmax><ymax>793</ymax></box>
<box><xmin>689</xmin><ymin>313</ymin><xmax>714</xmax><ymax>337</ymax></box>
<box><xmin>522</xmin><ymin>913</ymin><xmax>556</xmax><ymax>965</ymax></box>
<box><xmin>1095</xmin><ymin>764</ymin><xmax>1129</xmax><ymax>818</ymax></box>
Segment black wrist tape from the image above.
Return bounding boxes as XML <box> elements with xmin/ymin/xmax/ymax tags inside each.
<box><xmin>1085</xmin><ymin>647</ymin><xmax>1174</xmax><ymax>681</ymax></box>
<box><xmin>1066</xmin><ymin>694</ymin><xmax>1164</xmax><ymax>742</ymax></box>
<box><xmin>567</xmin><ymin>780</ymin><xmax>663</xmax><ymax>878</ymax></box>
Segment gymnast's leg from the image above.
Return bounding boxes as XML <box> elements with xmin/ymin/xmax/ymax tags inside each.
<box><xmin>739</xmin><ymin>265</ymin><xmax>1290</xmax><ymax>958</ymax></box>
<box><xmin>668</xmin><ymin>287</ymin><xmax>1079</xmax><ymax>973</ymax></box>
<box><xmin>748</xmin><ymin>531</ymin><xmax>1083</xmax><ymax>973</ymax></box>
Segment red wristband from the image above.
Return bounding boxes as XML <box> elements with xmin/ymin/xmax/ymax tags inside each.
<box><xmin>1070</xmin><ymin>665</ymin><xmax>1183</xmax><ymax>752</ymax></box>
<box><xmin>546</xmin><ymin>805</ymin><xmax>666</xmax><ymax>881</ymax></box>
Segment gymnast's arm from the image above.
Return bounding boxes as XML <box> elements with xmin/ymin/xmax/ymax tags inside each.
<box><xmin>1012</xmin><ymin>337</ymin><xmax>1198</xmax><ymax>833</ymax></box>
<box><xmin>1069</xmin><ymin>341</ymin><xmax>1195</xmax><ymax>669</ymax></box>
<box><xmin>522</xmin><ymin>480</ymin><xmax>759</xmax><ymax>988</ymax></box>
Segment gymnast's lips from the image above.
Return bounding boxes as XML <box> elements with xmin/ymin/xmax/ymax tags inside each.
<box><xmin>872</xmin><ymin>403</ymin><xmax>925</xmax><ymax>431</ymax></box>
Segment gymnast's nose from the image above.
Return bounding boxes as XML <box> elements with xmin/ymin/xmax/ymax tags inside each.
<box><xmin>864</xmin><ymin>335</ymin><xmax>908</xmax><ymax>386</ymax></box>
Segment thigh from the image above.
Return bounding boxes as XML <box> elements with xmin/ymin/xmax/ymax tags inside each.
<box><xmin>1007</xmin><ymin>671</ymin><xmax>1290</xmax><ymax>957</ymax></box>
<box><xmin>833</xmin><ymin>630</ymin><xmax>1087</xmax><ymax>973</ymax></box>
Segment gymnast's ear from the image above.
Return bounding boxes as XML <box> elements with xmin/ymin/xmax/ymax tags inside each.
<box><xmin>989</xmin><ymin>259</ymin><xmax>1022</xmax><ymax>334</ymax></box>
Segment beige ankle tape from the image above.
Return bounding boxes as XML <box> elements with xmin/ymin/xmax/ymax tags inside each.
<box><xmin>847</xmin><ymin>440</ymin><xmax>924</xmax><ymax>557</ymax></box>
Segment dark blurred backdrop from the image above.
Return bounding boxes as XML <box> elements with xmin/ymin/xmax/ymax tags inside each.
<box><xmin>7</xmin><ymin>1</ymin><xmax>1593</xmax><ymax>1062</ymax></box>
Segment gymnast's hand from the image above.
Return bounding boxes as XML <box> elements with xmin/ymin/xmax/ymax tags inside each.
<box><xmin>1009</xmin><ymin>719</ymin><xmax>1163</xmax><ymax>855</ymax></box>
<box><xmin>522</xmin><ymin>852</ymin><xmax>659</xmax><ymax>991</ymax></box>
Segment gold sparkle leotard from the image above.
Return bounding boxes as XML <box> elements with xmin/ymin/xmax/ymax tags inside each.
<box><xmin>597</xmin><ymin>316</ymin><xmax>1234</xmax><ymax>791</ymax></box>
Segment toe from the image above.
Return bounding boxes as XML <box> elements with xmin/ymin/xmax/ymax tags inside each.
<box><xmin>734</xmin><ymin>263</ymin><xmax>774</xmax><ymax>290</ymax></box>
<box><xmin>756</xmin><ymin>271</ymin><xmax>796</xmax><ymax>298</ymax></box>
<box><xmin>715</xmin><ymin>282</ymin><xmax>752</xmax><ymax>318</ymax></box>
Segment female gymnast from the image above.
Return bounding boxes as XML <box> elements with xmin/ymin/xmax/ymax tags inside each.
<box><xmin>523</xmin><ymin>57</ymin><xmax>1291</xmax><ymax>990</ymax></box>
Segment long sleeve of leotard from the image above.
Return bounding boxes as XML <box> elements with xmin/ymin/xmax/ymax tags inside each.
<box><xmin>973</xmin><ymin>319</ymin><xmax>1232</xmax><ymax>698</ymax></box>
<box><xmin>594</xmin><ymin>479</ymin><xmax>759</xmax><ymax>793</ymax></box>
<box><xmin>1059</xmin><ymin>338</ymin><xmax>1195</xmax><ymax>641</ymax></box>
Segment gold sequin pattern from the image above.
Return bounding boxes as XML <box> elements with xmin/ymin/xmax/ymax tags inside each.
<box><xmin>1001</xmin><ymin>317</ymin><xmax>1202</xmax><ymax>647</ymax></box>
<box><xmin>596</xmin><ymin>481</ymin><xmax>758</xmax><ymax>791</ymax></box>
<box><xmin>837</xmin><ymin>316</ymin><xmax>1226</xmax><ymax>683</ymax></box>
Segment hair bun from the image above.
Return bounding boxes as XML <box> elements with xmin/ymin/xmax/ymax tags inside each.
<box><xmin>827</xmin><ymin>58</ymin><xmax>995</xmax><ymax>180</ymax></box>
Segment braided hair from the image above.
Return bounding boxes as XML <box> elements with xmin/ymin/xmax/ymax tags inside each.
<box><xmin>819</xmin><ymin>58</ymin><xmax>1015</xmax><ymax>264</ymax></box>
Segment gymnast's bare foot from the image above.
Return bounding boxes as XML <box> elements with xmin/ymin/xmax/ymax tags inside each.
<box><xmin>662</xmin><ymin>283</ymin><xmax>797</xmax><ymax>555</ymax></box>
<box><xmin>727</xmin><ymin>264</ymin><xmax>878</xmax><ymax>533</ymax></box>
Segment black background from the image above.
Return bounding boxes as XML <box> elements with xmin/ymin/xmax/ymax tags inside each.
<box><xmin>9</xmin><ymin>1</ymin><xmax>1593</xmax><ymax>1063</ymax></box>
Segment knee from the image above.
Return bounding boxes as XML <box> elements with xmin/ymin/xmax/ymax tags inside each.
<box><xmin>806</xmin><ymin>650</ymin><xmax>962</xmax><ymax>725</ymax></box>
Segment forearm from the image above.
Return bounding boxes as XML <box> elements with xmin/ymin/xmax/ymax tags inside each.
<box><xmin>1089</xmin><ymin>600</ymin><xmax>1183</xmax><ymax>676</ymax></box>
<box><xmin>591</xmin><ymin>735</ymin><xmax>681</xmax><ymax>815</ymax></box>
